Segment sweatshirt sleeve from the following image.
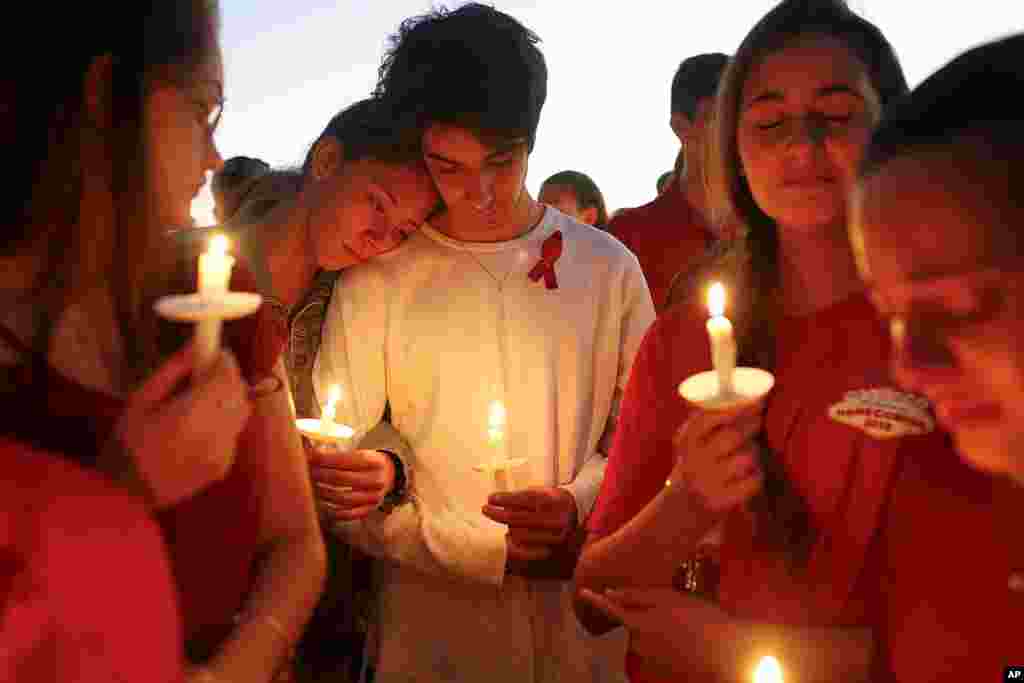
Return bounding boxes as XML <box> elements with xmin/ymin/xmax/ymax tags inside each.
<box><xmin>313</xmin><ymin>264</ymin><xmax>508</xmax><ymax>586</ymax></box>
<box><xmin>563</xmin><ymin>252</ymin><xmax>656</xmax><ymax>522</ymax></box>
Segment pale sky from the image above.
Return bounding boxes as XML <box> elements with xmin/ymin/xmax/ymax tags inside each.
<box><xmin>192</xmin><ymin>0</ymin><xmax>1022</xmax><ymax>225</ymax></box>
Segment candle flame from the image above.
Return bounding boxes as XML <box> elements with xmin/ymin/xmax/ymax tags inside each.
<box><xmin>209</xmin><ymin>233</ymin><xmax>229</xmax><ymax>256</ymax></box>
<box><xmin>322</xmin><ymin>384</ymin><xmax>342</xmax><ymax>423</ymax></box>
<box><xmin>707</xmin><ymin>282</ymin><xmax>727</xmax><ymax>318</ymax></box>
<box><xmin>489</xmin><ymin>400</ymin><xmax>506</xmax><ymax>431</ymax></box>
<box><xmin>753</xmin><ymin>656</ymin><xmax>783</xmax><ymax>683</ymax></box>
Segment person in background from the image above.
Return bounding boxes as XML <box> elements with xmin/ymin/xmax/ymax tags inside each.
<box><xmin>607</xmin><ymin>52</ymin><xmax>731</xmax><ymax>311</ymax></box>
<box><xmin>850</xmin><ymin>33</ymin><xmax>1024</xmax><ymax>681</ymax></box>
<box><xmin>212</xmin><ymin>155</ymin><xmax>271</xmax><ymax>224</ymax></box>
<box><xmin>655</xmin><ymin>171</ymin><xmax>674</xmax><ymax>196</ymax></box>
<box><xmin>311</xmin><ymin>4</ymin><xmax>653</xmax><ymax>681</ymax></box>
<box><xmin>574</xmin><ymin>2</ymin><xmax>951</xmax><ymax>682</ymax></box>
<box><xmin>0</xmin><ymin>1</ymin><xmax>248</xmax><ymax>680</ymax></box>
<box><xmin>539</xmin><ymin>170</ymin><xmax>609</xmax><ymax>230</ymax></box>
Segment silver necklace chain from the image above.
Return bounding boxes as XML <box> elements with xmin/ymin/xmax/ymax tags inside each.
<box><xmin>465</xmin><ymin>250</ymin><xmax>516</xmax><ymax>290</ymax></box>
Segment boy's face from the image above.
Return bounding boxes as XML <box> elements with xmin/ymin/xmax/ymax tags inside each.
<box><xmin>852</xmin><ymin>150</ymin><xmax>1024</xmax><ymax>484</ymax></box>
<box><xmin>422</xmin><ymin>123</ymin><xmax>531</xmax><ymax>236</ymax></box>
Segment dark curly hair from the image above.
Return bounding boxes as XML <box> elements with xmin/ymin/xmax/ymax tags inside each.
<box><xmin>373</xmin><ymin>3</ymin><xmax>547</xmax><ymax>151</ymax></box>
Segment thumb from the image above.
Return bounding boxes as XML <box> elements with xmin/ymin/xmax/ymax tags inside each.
<box><xmin>489</xmin><ymin>487</ymin><xmax>546</xmax><ymax>509</ymax></box>
<box><xmin>128</xmin><ymin>343</ymin><xmax>195</xmax><ymax>409</ymax></box>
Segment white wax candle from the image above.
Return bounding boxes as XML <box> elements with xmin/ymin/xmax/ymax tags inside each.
<box><xmin>198</xmin><ymin>234</ymin><xmax>235</xmax><ymax>296</ymax></box>
<box><xmin>321</xmin><ymin>385</ymin><xmax>342</xmax><ymax>433</ymax></box>
<box><xmin>753</xmin><ymin>656</ymin><xmax>783</xmax><ymax>683</ymax></box>
<box><xmin>194</xmin><ymin>234</ymin><xmax>235</xmax><ymax>375</ymax></box>
<box><xmin>706</xmin><ymin>282</ymin><xmax>737</xmax><ymax>397</ymax></box>
<box><xmin>488</xmin><ymin>400</ymin><xmax>509</xmax><ymax>491</ymax></box>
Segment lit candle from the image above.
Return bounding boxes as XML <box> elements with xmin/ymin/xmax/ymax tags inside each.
<box><xmin>198</xmin><ymin>234</ymin><xmax>235</xmax><ymax>296</ymax></box>
<box><xmin>295</xmin><ymin>383</ymin><xmax>354</xmax><ymax>448</ymax></box>
<box><xmin>321</xmin><ymin>385</ymin><xmax>342</xmax><ymax>433</ymax></box>
<box><xmin>753</xmin><ymin>656</ymin><xmax>783</xmax><ymax>683</ymax></box>
<box><xmin>706</xmin><ymin>282</ymin><xmax>737</xmax><ymax>397</ymax></box>
<box><xmin>194</xmin><ymin>233</ymin><xmax>235</xmax><ymax>375</ymax></box>
<box><xmin>488</xmin><ymin>400</ymin><xmax>510</xmax><ymax>491</ymax></box>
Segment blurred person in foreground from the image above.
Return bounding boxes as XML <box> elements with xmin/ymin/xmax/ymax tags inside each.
<box><xmin>850</xmin><ymin>32</ymin><xmax>1024</xmax><ymax>680</ymax></box>
<box><xmin>0</xmin><ymin>1</ymin><xmax>254</xmax><ymax>680</ymax></box>
<box><xmin>3</xmin><ymin>1</ymin><xmax>329</xmax><ymax>680</ymax></box>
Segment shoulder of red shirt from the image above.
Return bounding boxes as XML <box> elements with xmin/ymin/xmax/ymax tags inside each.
<box><xmin>0</xmin><ymin>440</ymin><xmax>184</xmax><ymax>681</ymax></box>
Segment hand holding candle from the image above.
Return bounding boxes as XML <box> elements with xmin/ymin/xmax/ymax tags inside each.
<box><xmin>706</xmin><ymin>282</ymin><xmax>737</xmax><ymax>397</ymax></box>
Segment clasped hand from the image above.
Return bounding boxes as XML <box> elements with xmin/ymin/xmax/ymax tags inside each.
<box><xmin>670</xmin><ymin>399</ymin><xmax>767</xmax><ymax>518</ymax></box>
<box><xmin>483</xmin><ymin>487</ymin><xmax>578</xmax><ymax>565</ymax></box>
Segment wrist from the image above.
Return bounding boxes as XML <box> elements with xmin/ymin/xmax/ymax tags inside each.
<box><xmin>377</xmin><ymin>449</ymin><xmax>409</xmax><ymax>514</ymax></box>
<box><xmin>661</xmin><ymin>475</ymin><xmax>723</xmax><ymax>532</ymax></box>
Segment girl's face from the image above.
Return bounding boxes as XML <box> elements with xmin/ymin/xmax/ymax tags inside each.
<box><xmin>853</xmin><ymin>150</ymin><xmax>1024</xmax><ymax>485</ymax></box>
<box><xmin>305</xmin><ymin>157</ymin><xmax>440</xmax><ymax>270</ymax></box>
<box><xmin>146</xmin><ymin>49</ymin><xmax>225</xmax><ymax>228</ymax></box>
<box><xmin>737</xmin><ymin>36</ymin><xmax>877</xmax><ymax>236</ymax></box>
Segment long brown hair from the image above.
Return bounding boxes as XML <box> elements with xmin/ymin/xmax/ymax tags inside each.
<box><xmin>690</xmin><ymin>0</ymin><xmax>909</xmax><ymax>567</ymax></box>
<box><xmin>3</xmin><ymin>2</ymin><xmax>220</xmax><ymax>386</ymax></box>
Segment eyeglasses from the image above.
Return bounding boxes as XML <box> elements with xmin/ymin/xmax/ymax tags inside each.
<box><xmin>188</xmin><ymin>92</ymin><xmax>223</xmax><ymax>136</ymax></box>
<box><xmin>172</xmin><ymin>77</ymin><xmax>224</xmax><ymax>136</ymax></box>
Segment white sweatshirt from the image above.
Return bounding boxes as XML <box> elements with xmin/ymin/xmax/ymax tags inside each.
<box><xmin>314</xmin><ymin>208</ymin><xmax>654</xmax><ymax>683</ymax></box>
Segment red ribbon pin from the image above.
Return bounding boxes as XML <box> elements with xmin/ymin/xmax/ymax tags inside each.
<box><xmin>528</xmin><ymin>230</ymin><xmax>563</xmax><ymax>290</ymax></box>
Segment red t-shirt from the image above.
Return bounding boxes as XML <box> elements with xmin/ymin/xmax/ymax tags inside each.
<box><xmin>0</xmin><ymin>443</ymin><xmax>184</xmax><ymax>682</ymax></box>
<box><xmin>607</xmin><ymin>183</ymin><xmax>715</xmax><ymax>311</ymax></box>
<box><xmin>589</xmin><ymin>293</ymin><xmax>952</xmax><ymax>682</ymax></box>
<box><xmin>867</xmin><ymin>444</ymin><xmax>1024</xmax><ymax>681</ymax></box>
<box><xmin>0</xmin><ymin>253</ymin><xmax>287</xmax><ymax>663</ymax></box>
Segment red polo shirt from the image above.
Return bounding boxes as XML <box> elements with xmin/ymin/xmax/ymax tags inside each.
<box><xmin>608</xmin><ymin>183</ymin><xmax>716</xmax><ymax>311</ymax></box>
<box><xmin>867</xmin><ymin>445</ymin><xmax>1024</xmax><ymax>681</ymax></box>
<box><xmin>589</xmin><ymin>293</ymin><xmax>953</xmax><ymax>682</ymax></box>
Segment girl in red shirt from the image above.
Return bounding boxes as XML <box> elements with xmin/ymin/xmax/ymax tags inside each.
<box><xmin>1</xmin><ymin>2</ymin><xmax>326</xmax><ymax>681</ymax></box>
<box><xmin>574</xmin><ymin>1</ymin><xmax>955</xmax><ymax>681</ymax></box>
<box><xmin>851</xmin><ymin>34</ymin><xmax>1024</xmax><ymax>681</ymax></box>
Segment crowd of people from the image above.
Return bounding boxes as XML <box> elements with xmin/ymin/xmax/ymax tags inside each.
<box><xmin>1</xmin><ymin>1</ymin><xmax>1021</xmax><ymax>682</ymax></box>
